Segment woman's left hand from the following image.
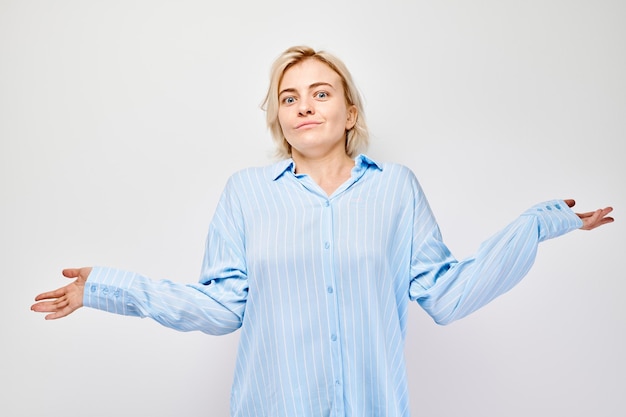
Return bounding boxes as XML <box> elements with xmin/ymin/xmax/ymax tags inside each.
<box><xmin>564</xmin><ymin>199</ymin><xmax>614</xmax><ymax>231</ymax></box>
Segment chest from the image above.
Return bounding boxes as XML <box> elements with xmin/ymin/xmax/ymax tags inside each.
<box><xmin>240</xmin><ymin>177</ymin><xmax>413</xmax><ymax>280</ymax></box>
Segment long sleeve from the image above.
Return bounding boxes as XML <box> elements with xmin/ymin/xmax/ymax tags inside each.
<box><xmin>409</xmin><ymin>200</ymin><xmax>583</xmax><ymax>325</ymax></box>
<box><xmin>84</xmin><ymin>266</ymin><xmax>244</xmax><ymax>335</ymax></box>
<box><xmin>83</xmin><ymin>176</ymin><xmax>249</xmax><ymax>335</ymax></box>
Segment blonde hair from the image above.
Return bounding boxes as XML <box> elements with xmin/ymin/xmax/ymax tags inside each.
<box><xmin>261</xmin><ymin>46</ymin><xmax>369</xmax><ymax>159</ymax></box>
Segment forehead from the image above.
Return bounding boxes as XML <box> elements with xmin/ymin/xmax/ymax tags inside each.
<box><xmin>279</xmin><ymin>58</ymin><xmax>342</xmax><ymax>90</ymax></box>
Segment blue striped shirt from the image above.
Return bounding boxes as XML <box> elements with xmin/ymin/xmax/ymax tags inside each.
<box><xmin>84</xmin><ymin>154</ymin><xmax>583</xmax><ymax>416</ymax></box>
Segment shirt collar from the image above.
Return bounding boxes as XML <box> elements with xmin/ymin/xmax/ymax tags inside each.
<box><xmin>270</xmin><ymin>154</ymin><xmax>382</xmax><ymax>181</ymax></box>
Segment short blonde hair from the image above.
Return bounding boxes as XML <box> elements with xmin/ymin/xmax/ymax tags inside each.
<box><xmin>261</xmin><ymin>46</ymin><xmax>369</xmax><ymax>159</ymax></box>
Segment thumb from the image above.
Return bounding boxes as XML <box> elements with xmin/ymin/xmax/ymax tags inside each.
<box><xmin>563</xmin><ymin>199</ymin><xmax>576</xmax><ymax>208</ymax></box>
<box><xmin>62</xmin><ymin>267</ymin><xmax>91</xmax><ymax>280</ymax></box>
<box><xmin>62</xmin><ymin>268</ymin><xmax>82</xmax><ymax>278</ymax></box>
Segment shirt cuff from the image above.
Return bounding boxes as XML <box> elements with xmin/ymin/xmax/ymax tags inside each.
<box><xmin>83</xmin><ymin>266</ymin><xmax>138</xmax><ymax>313</ymax></box>
<box><xmin>521</xmin><ymin>199</ymin><xmax>583</xmax><ymax>242</ymax></box>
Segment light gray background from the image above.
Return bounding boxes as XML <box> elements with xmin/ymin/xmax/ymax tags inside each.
<box><xmin>1</xmin><ymin>1</ymin><xmax>624</xmax><ymax>416</ymax></box>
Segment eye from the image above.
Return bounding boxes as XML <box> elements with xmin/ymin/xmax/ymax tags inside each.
<box><xmin>282</xmin><ymin>96</ymin><xmax>296</xmax><ymax>105</ymax></box>
<box><xmin>315</xmin><ymin>91</ymin><xmax>329</xmax><ymax>99</ymax></box>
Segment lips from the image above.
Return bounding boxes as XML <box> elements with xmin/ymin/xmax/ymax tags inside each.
<box><xmin>295</xmin><ymin>121</ymin><xmax>321</xmax><ymax>129</ymax></box>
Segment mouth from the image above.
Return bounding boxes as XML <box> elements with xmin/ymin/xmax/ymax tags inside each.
<box><xmin>295</xmin><ymin>121</ymin><xmax>321</xmax><ymax>129</ymax></box>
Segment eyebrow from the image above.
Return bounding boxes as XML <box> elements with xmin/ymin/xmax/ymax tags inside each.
<box><xmin>278</xmin><ymin>82</ymin><xmax>335</xmax><ymax>97</ymax></box>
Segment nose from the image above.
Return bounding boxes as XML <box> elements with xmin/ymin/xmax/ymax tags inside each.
<box><xmin>298</xmin><ymin>97</ymin><xmax>314</xmax><ymax>116</ymax></box>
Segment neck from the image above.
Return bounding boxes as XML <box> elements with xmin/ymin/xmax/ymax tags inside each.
<box><xmin>291</xmin><ymin>150</ymin><xmax>354</xmax><ymax>196</ymax></box>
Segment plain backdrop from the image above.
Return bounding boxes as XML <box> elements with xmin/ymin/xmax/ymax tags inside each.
<box><xmin>1</xmin><ymin>1</ymin><xmax>624</xmax><ymax>416</ymax></box>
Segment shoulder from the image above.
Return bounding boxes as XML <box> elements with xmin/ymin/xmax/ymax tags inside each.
<box><xmin>380</xmin><ymin>162</ymin><xmax>417</xmax><ymax>178</ymax></box>
<box><xmin>224</xmin><ymin>160</ymin><xmax>289</xmax><ymax>191</ymax></box>
<box><xmin>373</xmin><ymin>159</ymin><xmax>421</xmax><ymax>188</ymax></box>
<box><xmin>367</xmin><ymin>159</ymin><xmax>427</xmax><ymax>200</ymax></box>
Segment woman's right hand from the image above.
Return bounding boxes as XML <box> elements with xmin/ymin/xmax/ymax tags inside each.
<box><xmin>31</xmin><ymin>267</ymin><xmax>92</xmax><ymax>320</ymax></box>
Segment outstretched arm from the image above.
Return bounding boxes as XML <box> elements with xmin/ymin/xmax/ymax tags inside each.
<box><xmin>30</xmin><ymin>174</ymin><xmax>250</xmax><ymax>335</ymax></box>
<box><xmin>411</xmin><ymin>199</ymin><xmax>614</xmax><ymax>325</ymax></box>
<box><xmin>31</xmin><ymin>264</ymin><xmax>247</xmax><ymax>335</ymax></box>
<box><xmin>31</xmin><ymin>267</ymin><xmax>92</xmax><ymax>320</ymax></box>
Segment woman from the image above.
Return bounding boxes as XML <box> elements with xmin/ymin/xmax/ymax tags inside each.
<box><xmin>32</xmin><ymin>46</ymin><xmax>613</xmax><ymax>416</ymax></box>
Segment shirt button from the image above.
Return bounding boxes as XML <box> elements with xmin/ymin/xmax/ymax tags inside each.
<box><xmin>324</xmin><ymin>201</ymin><xmax>330</xmax><ymax>207</ymax></box>
<box><xmin>324</xmin><ymin>242</ymin><xmax>330</xmax><ymax>249</ymax></box>
<box><xmin>90</xmin><ymin>285</ymin><xmax>96</xmax><ymax>293</ymax></box>
<box><xmin>327</xmin><ymin>286</ymin><xmax>334</xmax><ymax>294</ymax></box>
<box><xmin>331</xmin><ymin>334</ymin><xmax>337</xmax><ymax>341</ymax></box>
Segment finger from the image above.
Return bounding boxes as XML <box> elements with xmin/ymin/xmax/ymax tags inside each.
<box><xmin>34</xmin><ymin>287</ymin><xmax>68</xmax><ymax>301</ymax></box>
<box><xmin>62</xmin><ymin>268</ymin><xmax>82</xmax><ymax>278</ymax></box>
<box><xmin>601</xmin><ymin>206</ymin><xmax>614</xmax><ymax>216</ymax></box>
<box><xmin>577</xmin><ymin>210</ymin><xmax>599</xmax><ymax>219</ymax></box>
<box><xmin>599</xmin><ymin>216</ymin><xmax>615</xmax><ymax>226</ymax></box>
<box><xmin>563</xmin><ymin>199</ymin><xmax>575</xmax><ymax>208</ymax></box>
<box><xmin>584</xmin><ymin>207</ymin><xmax>614</xmax><ymax>218</ymax></box>
<box><xmin>576</xmin><ymin>206</ymin><xmax>614</xmax><ymax>221</ymax></box>
<box><xmin>31</xmin><ymin>297</ymin><xmax>69</xmax><ymax>313</ymax></box>
<box><xmin>44</xmin><ymin>305</ymin><xmax>76</xmax><ymax>320</ymax></box>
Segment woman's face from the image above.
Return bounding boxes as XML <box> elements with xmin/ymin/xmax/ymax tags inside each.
<box><xmin>277</xmin><ymin>58</ymin><xmax>357</xmax><ymax>160</ymax></box>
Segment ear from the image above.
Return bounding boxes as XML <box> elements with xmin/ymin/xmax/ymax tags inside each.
<box><xmin>345</xmin><ymin>105</ymin><xmax>358</xmax><ymax>130</ymax></box>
